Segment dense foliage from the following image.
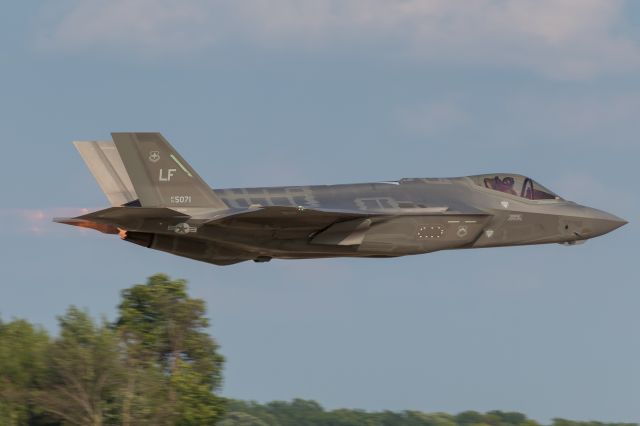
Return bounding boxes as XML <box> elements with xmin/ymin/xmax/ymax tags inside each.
<box><xmin>0</xmin><ymin>274</ymin><xmax>225</xmax><ymax>426</ymax></box>
<box><xmin>0</xmin><ymin>274</ymin><xmax>636</xmax><ymax>426</ymax></box>
<box><xmin>219</xmin><ymin>400</ymin><xmax>637</xmax><ymax>426</ymax></box>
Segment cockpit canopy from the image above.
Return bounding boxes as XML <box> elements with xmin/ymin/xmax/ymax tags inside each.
<box><xmin>470</xmin><ymin>174</ymin><xmax>561</xmax><ymax>200</ymax></box>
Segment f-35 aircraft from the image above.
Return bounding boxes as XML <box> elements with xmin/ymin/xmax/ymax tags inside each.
<box><xmin>55</xmin><ymin>133</ymin><xmax>627</xmax><ymax>266</ymax></box>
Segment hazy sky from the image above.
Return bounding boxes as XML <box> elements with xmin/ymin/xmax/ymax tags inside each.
<box><xmin>1</xmin><ymin>1</ymin><xmax>638</xmax><ymax>422</ymax></box>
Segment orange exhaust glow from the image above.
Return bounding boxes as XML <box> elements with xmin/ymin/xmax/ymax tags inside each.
<box><xmin>118</xmin><ymin>228</ymin><xmax>128</xmax><ymax>240</ymax></box>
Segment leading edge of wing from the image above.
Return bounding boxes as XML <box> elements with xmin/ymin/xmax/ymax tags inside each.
<box><xmin>203</xmin><ymin>205</ymin><xmax>488</xmax><ymax>225</ymax></box>
<box><xmin>206</xmin><ymin>206</ymin><xmax>373</xmax><ymax>223</ymax></box>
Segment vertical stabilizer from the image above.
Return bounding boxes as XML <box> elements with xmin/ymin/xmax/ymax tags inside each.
<box><xmin>111</xmin><ymin>132</ymin><xmax>227</xmax><ymax>210</ymax></box>
<box><xmin>74</xmin><ymin>140</ymin><xmax>138</xmax><ymax>206</ymax></box>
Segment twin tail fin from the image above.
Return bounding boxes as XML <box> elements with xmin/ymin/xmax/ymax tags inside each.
<box><xmin>107</xmin><ymin>132</ymin><xmax>227</xmax><ymax>210</ymax></box>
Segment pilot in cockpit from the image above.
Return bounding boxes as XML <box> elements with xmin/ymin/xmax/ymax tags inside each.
<box><xmin>484</xmin><ymin>176</ymin><xmax>517</xmax><ymax>196</ymax></box>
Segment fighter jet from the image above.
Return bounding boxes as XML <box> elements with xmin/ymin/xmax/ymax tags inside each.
<box><xmin>55</xmin><ymin>133</ymin><xmax>627</xmax><ymax>266</ymax></box>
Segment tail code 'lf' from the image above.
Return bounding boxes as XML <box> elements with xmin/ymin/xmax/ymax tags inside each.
<box><xmin>111</xmin><ymin>133</ymin><xmax>228</xmax><ymax>210</ymax></box>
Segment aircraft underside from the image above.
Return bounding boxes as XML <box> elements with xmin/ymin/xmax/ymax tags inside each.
<box><xmin>117</xmin><ymin>212</ymin><xmax>495</xmax><ymax>265</ymax></box>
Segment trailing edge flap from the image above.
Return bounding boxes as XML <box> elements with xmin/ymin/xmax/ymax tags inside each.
<box><xmin>54</xmin><ymin>207</ymin><xmax>189</xmax><ymax>230</ymax></box>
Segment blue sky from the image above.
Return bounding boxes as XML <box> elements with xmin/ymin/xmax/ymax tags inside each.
<box><xmin>1</xmin><ymin>1</ymin><xmax>638</xmax><ymax>422</ymax></box>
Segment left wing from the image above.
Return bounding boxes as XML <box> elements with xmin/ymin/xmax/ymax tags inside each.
<box><xmin>205</xmin><ymin>205</ymin><xmax>377</xmax><ymax>226</ymax></box>
<box><xmin>203</xmin><ymin>205</ymin><xmax>489</xmax><ymax>247</ymax></box>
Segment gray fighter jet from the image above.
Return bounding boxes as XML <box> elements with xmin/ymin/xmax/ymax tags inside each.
<box><xmin>55</xmin><ymin>133</ymin><xmax>627</xmax><ymax>266</ymax></box>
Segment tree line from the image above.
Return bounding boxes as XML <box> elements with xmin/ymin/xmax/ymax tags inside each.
<box><xmin>221</xmin><ymin>399</ymin><xmax>637</xmax><ymax>426</ymax></box>
<box><xmin>0</xmin><ymin>274</ymin><xmax>225</xmax><ymax>425</ymax></box>
<box><xmin>1</xmin><ymin>274</ymin><xmax>635</xmax><ymax>426</ymax></box>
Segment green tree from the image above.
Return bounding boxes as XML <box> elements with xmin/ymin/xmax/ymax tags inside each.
<box><xmin>218</xmin><ymin>411</ymin><xmax>270</xmax><ymax>426</ymax></box>
<box><xmin>483</xmin><ymin>410</ymin><xmax>538</xmax><ymax>426</ymax></box>
<box><xmin>262</xmin><ymin>399</ymin><xmax>327</xmax><ymax>426</ymax></box>
<box><xmin>403</xmin><ymin>411</ymin><xmax>457</xmax><ymax>426</ymax></box>
<box><xmin>116</xmin><ymin>274</ymin><xmax>226</xmax><ymax>425</ymax></box>
<box><xmin>223</xmin><ymin>401</ymin><xmax>281</xmax><ymax>426</ymax></box>
<box><xmin>0</xmin><ymin>318</ymin><xmax>50</xmax><ymax>426</ymax></box>
<box><xmin>34</xmin><ymin>307</ymin><xmax>122</xmax><ymax>426</ymax></box>
<box><xmin>552</xmin><ymin>420</ymin><xmax>636</xmax><ymax>426</ymax></box>
<box><xmin>219</xmin><ymin>401</ymin><xmax>637</xmax><ymax>426</ymax></box>
<box><xmin>115</xmin><ymin>350</ymin><xmax>166</xmax><ymax>426</ymax></box>
<box><xmin>456</xmin><ymin>411</ymin><xmax>487</xmax><ymax>426</ymax></box>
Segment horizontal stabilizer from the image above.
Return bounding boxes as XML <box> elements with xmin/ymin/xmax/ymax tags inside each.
<box><xmin>52</xmin><ymin>218</ymin><xmax>119</xmax><ymax>234</ymax></box>
<box><xmin>54</xmin><ymin>207</ymin><xmax>189</xmax><ymax>233</ymax></box>
<box><xmin>77</xmin><ymin>206</ymin><xmax>188</xmax><ymax>224</ymax></box>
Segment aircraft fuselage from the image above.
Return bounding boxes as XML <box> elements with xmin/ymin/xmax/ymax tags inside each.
<box><xmin>57</xmin><ymin>134</ymin><xmax>626</xmax><ymax>266</ymax></box>
<box><xmin>122</xmin><ymin>177</ymin><xmax>625</xmax><ymax>265</ymax></box>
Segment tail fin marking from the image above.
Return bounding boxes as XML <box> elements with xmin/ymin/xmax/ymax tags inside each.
<box><xmin>111</xmin><ymin>132</ymin><xmax>227</xmax><ymax>210</ymax></box>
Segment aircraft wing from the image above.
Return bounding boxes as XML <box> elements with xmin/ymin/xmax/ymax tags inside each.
<box><xmin>205</xmin><ymin>206</ymin><xmax>379</xmax><ymax>225</ymax></box>
<box><xmin>205</xmin><ymin>204</ymin><xmax>486</xmax><ymax>225</ymax></box>
<box><xmin>204</xmin><ymin>205</ymin><xmax>489</xmax><ymax>246</ymax></box>
<box><xmin>202</xmin><ymin>206</ymin><xmax>384</xmax><ymax>246</ymax></box>
<box><xmin>55</xmin><ymin>205</ymin><xmax>489</xmax><ymax>248</ymax></box>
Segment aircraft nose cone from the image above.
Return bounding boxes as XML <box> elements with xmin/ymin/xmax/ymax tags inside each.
<box><xmin>583</xmin><ymin>209</ymin><xmax>628</xmax><ymax>237</ymax></box>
